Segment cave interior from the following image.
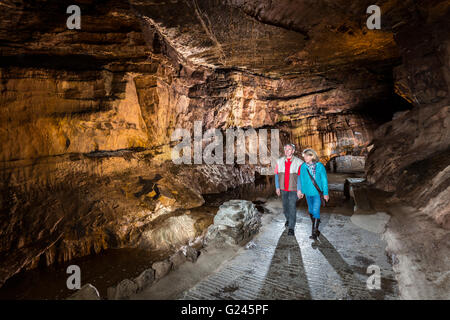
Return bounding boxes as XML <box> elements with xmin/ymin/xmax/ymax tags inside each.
<box><xmin>0</xmin><ymin>0</ymin><xmax>449</xmax><ymax>300</ymax></box>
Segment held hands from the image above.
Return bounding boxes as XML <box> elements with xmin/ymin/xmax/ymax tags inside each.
<box><xmin>324</xmin><ymin>195</ymin><xmax>329</xmax><ymax>202</ymax></box>
<box><xmin>276</xmin><ymin>189</ymin><xmax>308</xmax><ymax>200</ymax></box>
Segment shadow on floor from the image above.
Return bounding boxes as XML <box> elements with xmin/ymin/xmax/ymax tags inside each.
<box><xmin>256</xmin><ymin>228</ymin><xmax>311</xmax><ymax>299</ymax></box>
<box><xmin>255</xmin><ymin>221</ymin><xmax>389</xmax><ymax>299</ymax></box>
<box><xmin>311</xmin><ymin>234</ymin><xmax>387</xmax><ymax>299</ymax></box>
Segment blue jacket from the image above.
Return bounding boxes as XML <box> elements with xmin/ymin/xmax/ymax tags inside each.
<box><xmin>299</xmin><ymin>162</ymin><xmax>329</xmax><ymax>196</ymax></box>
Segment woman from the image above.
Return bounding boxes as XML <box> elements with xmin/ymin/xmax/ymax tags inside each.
<box><xmin>298</xmin><ymin>148</ymin><xmax>329</xmax><ymax>240</ymax></box>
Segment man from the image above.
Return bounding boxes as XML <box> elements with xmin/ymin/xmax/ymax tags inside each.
<box><xmin>274</xmin><ymin>143</ymin><xmax>304</xmax><ymax>235</ymax></box>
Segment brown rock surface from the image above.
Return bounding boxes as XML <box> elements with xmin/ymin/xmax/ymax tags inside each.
<box><xmin>366</xmin><ymin>1</ymin><xmax>449</xmax><ymax>228</ymax></box>
<box><xmin>0</xmin><ymin>0</ymin><xmax>448</xmax><ymax>288</ymax></box>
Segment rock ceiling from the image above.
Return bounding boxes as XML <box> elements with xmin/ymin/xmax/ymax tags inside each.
<box><xmin>131</xmin><ymin>0</ymin><xmax>400</xmax><ymax>76</ymax></box>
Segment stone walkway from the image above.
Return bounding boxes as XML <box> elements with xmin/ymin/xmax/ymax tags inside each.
<box><xmin>179</xmin><ymin>201</ymin><xmax>399</xmax><ymax>300</ymax></box>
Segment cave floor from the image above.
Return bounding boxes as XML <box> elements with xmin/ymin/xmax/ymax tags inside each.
<box><xmin>135</xmin><ymin>198</ymin><xmax>399</xmax><ymax>300</ymax></box>
<box><xmin>181</xmin><ymin>200</ymin><xmax>398</xmax><ymax>300</ymax></box>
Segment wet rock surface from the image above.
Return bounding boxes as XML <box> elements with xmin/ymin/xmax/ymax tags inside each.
<box><xmin>0</xmin><ymin>158</ymin><xmax>250</xmax><ymax>286</ymax></box>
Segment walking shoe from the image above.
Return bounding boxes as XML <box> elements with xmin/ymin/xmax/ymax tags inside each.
<box><xmin>288</xmin><ymin>228</ymin><xmax>295</xmax><ymax>236</ymax></box>
<box><xmin>314</xmin><ymin>218</ymin><xmax>321</xmax><ymax>238</ymax></box>
<box><xmin>309</xmin><ymin>218</ymin><xmax>317</xmax><ymax>240</ymax></box>
<box><xmin>285</xmin><ymin>220</ymin><xmax>289</xmax><ymax>227</ymax></box>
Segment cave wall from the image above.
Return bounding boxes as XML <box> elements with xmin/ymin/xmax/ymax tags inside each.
<box><xmin>365</xmin><ymin>0</ymin><xmax>450</xmax><ymax>228</ymax></box>
<box><xmin>1</xmin><ymin>0</ymin><xmax>407</xmax><ymax>165</ymax></box>
<box><xmin>0</xmin><ymin>0</ymin><xmax>255</xmax><ymax>286</ymax></box>
<box><xmin>1</xmin><ymin>0</ymin><xmax>448</xmax><ymax>287</ymax></box>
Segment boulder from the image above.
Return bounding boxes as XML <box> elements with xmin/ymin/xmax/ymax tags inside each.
<box><xmin>183</xmin><ymin>246</ymin><xmax>200</xmax><ymax>263</ymax></box>
<box><xmin>107</xmin><ymin>279</ymin><xmax>138</xmax><ymax>300</ymax></box>
<box><xmin>169</xmin><ymin>250</ymin><xmax>187</xmax><ymax>269</ymax></box>
<box><xmin>204</xmin><ymin>200</ymin><xmax>261</xmax><ymax>246</ymax></box>
<box><xmin>152</xmin><ymin>260</ymin><xmax>172</xmax><ymax>280</ymax></box>
<box><xmin>134</xmin><ymin>269</ymin><xmax>155</xmax><ymax>292</ymax></box>
<box><xmin>67</xmin><ymin>283</ymin><xmax>101</xmax><ymax>300</ymax></box>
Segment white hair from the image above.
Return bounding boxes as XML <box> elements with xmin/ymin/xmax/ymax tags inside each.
<box><xmin>284</xmin><ymin>143</ymin><xmax>296</xmax><ymax>150</ymax></box>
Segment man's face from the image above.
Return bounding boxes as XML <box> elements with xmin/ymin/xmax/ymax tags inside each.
<box><xmin>284</xmin><ymin>145</ymin><xmax>294</xmax><ymax>157</ymax></box>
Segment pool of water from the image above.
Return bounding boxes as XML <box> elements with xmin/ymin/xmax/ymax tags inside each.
<box><xmin>0</xmin><ymin>247</ymin><xmax>169</xmax><ymax>300</ymax></box>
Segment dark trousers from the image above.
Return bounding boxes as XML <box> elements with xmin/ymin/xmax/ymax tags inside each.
<box><xmin>281</xmin><ymin>190</ymin><xmax>298</xmax><ymax>230</ymax></box>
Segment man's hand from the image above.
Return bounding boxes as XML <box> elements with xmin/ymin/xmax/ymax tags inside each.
<box><xmin>297</xmin><ymin>190</ymin><xmax>304</xmax><ymax>199</ymax></box>
<box><xmin>324</xmin><ymin>195</ymin><xmax>329</xmax><ymax>202</ymax></box>
<box><xmin>276</xmin><ymin>188</ymin><xmax>281</xmax><ymax>196</ymax></box>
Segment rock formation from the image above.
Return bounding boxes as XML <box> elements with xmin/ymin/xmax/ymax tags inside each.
<box><xmin>67</xmin><ymin>283</ymin><xmax>101</xmax><ymax>300</ymax></box>
<box><xmin>204</xmin><ymin>199</ymin><xmax>261</xmax><ymax>246</ymax></box>
<box><xmin>366</xmin><ymin>1</ymin><xmax>449</xmax><ymax>229</ymax></box>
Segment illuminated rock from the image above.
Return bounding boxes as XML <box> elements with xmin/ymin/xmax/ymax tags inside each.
<box><xmin>204</xmin><ymin>200</ymin><xmax>261</xmax><ymax>246</ymax></box>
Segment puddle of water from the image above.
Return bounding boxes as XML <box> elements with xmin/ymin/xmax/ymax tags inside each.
<box><xmin>0</xmin><ymin>248</ymin><xmax>168</xmax><ymax>300</ymax></box>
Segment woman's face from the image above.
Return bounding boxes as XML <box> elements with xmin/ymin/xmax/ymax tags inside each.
<box><xmin>303</xmin><ymin>153</ymin><xmax>313</xmax><ymax>163</ymax></box>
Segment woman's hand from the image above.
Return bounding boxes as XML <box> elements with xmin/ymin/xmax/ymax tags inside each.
<box><xmin>324</xmin><ymin>195</ymin><xmax>329</xmax><ymax>202</ymax></box>
<box><xmin>276</xmin><ymin>188</ymin><xmax>281</xmax><ymax>196</ymax></box>
<box><xmin>297</xmin><ymin>190</ymin><xmax>304</xmax><ymax>199</ymax></box>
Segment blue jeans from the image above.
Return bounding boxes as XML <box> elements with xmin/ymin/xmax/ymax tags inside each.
<box><xmin>281</xmin><ymin>190</ymin><xmax>298</xmax><ymax>230</ymax></box>
<box><xmin>306</xmin><ymin>195</ymin><xmax>321</xmax><ymax>219</ymax></box>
